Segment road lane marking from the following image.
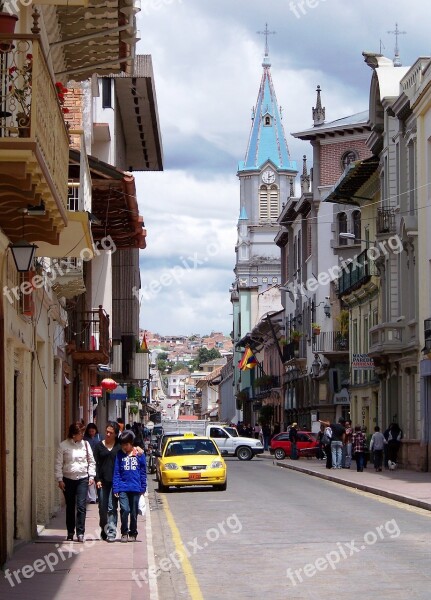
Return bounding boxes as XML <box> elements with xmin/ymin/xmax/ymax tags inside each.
<box><xmin>162</xmin><ymin>496</ymin><xmax>204</xmax><ymax>600</ymax></box>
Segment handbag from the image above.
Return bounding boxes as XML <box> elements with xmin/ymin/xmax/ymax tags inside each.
<box><xmin>138</xmin><ymin>495</ymin><xmax>146</xmax><ymax>517</ymax></box>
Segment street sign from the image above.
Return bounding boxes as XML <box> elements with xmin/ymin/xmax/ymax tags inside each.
<box><xmin>146</xmin><ymin>420</ymin><xmax>155</xmax><ymax>431</ymax></box>
<box><xmin>90</xmin><ymin>386</ymin><xmax>102</xmax><ymax>397</ymax></box>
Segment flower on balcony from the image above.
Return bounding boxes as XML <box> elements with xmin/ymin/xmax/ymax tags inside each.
<box><xmin>8</xmin><ymin>53</ymin><xmax>33</xmax><ymax>117</ymax></box>
<box><xmin>290</xmin><ymin>330</ymin><xmax>303</xmax><ymax>343</ymax></box>
<box><xmin>311</xmin><ymin>323</ymin><xmax>321</xmax><ymax>335</ymax></box>
<box><xmin>55</xmin><ymin>81</ymin><xmax>70</xmax><ymax>114</ymax></box>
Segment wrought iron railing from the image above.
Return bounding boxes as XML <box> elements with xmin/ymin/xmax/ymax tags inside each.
<box><xmin>377</xmin><ymin>207</ymin><xmax>396</xmax><ymax>234</ymax></box>
<box><xmin>337</xmin><ymin>249</ymin><xmax>378</xmax><ymax>296</ymax></box>
<box><xmin>313</xmin><ymin>331</ymin><xmax>349</xmax><ymax>352</ymax></box>
<box><xmin>74</xmin><ymin>306</ymin><xmax>109</xmax><ymax>355</ymax></box>
<box><xmin>0</xmin><ymin>35</ymin><xmax>69</xmax><ymax>213</ymax></box>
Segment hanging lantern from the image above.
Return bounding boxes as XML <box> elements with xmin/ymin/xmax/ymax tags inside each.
<box><xmin>100</xmin><ymin>378</ymin><xmax>118</xmax><ymax>391</ymax></box>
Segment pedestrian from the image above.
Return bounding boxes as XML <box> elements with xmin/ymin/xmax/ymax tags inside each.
<box><xmin>320</xmin><ymin>417</ymin><xmax>345</xmax><ymax>469</ymax></box>
<box><xmin>342</xmin><ymin>420</ymin><xmax>353</xmax><ymax>469</ymax></box>
<box><xmin>113</xmin><ymin>430</ymin><xmax>147</xmax><ymax>542</ymax></box>
<box><xmin>117</xmin><ymin>417</ymin><xmax>125</xmax><ymax>433</ymax></box>
<box><xmin>387</xmin><ymin>422</ymin><xmax>403</xmax><ymax>465</ymax></box>
<box><xmin>321</xmin><ymin>425</ymin><xmax>333</xmax><ymax>469</ymax></box>
<box><xmin>55</xmin><ymin>421</ymin><xmax>96</xmax><ymax>542</ymax></box>
<box><xmin>352</xmin><ymin>425</ymin><xmax>366</xmax><ymax>472</ymax></box>
<box><xmin>262</xmin><ymin>424</ymin><xmax>271</xmax><ymax>451</ymax></box>
<box><xmin>93</xmin><ymin>421</ymin><xmax>121</xmax><ymax>542</ymax></box>
<box><xmin>253</xmin><ymin>422</ymin><xmax>262</xmax><ymax>440</ymax></box>
<box><xmin>370</xmin><ymin>425</ymin><xmax>386</xmax><ymax>472</ymax></box>
<box><xmin>289</xmin><ymin>422</ymin><xmax>298</xmax><ymax>459</ymax></box>
<box><xmin>84</xmin><ymin>423</ymin><xmax>101</xmax><ymax>503</ymax></box>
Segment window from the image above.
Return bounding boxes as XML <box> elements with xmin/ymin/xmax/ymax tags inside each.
<box><xmin>338</xmin><ymin>212</ymin><xmax>347</xmax><ymax>244</ymax></box>
<box><xmin>352</xmin><ymin>210</ymin><xmax>361</xmax><ymax>243</ymax></box>
<box><xmin>259</xmin><ymin>185</ymin><xmax>279</xmax><ymax>222</ymax></box>
<box><xmin>102</xmin><ymin>78</ymin><xmax>112</xmax><ymax>108</ymax></box>
<box><xmin>408</xmin><ymin>141</ymin><xmax>416</xmax><ymax>215</ymax></box>
<box><xmin>341</xmin><ymin>151</ymin><xmax>357</xmax><ymax>170</ymax></box>
<box><xmin>67</xmin><ymin>184</ymin><xmax>79</xmax><ymax>211</ymax></box>
<box><xmin>264</xmin><ymin>115</ymin><xmax>271</xmax><ymax>126</ymax></box>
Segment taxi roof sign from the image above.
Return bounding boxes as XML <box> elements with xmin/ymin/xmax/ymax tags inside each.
<box><xmin>183</xmin><ymin>432</ymin><xmax>195</xmax><ymax>437</ymax></box>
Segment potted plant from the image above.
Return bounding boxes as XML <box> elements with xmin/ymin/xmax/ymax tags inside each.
<box><xmin>0</xmin><ymin>5</ymin><xmax>18</xmax><ymax>36</ymax></box>
<box><xmin>335</xmin><ymin>309</ymin><xmax>349</xmax><ymax>350</ymax></box>
<box><xmin>290</xmin><ymin>330</ymin><xmax>303</xmax><ymax>344</ymax></box>
<box><xmin>311</xmin><ymin>323</ymin><xmax>321</xmax><ymax>335</ymax></box>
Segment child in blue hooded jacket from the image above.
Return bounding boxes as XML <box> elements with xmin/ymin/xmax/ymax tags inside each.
<box><xmin>113</xmin><ymin>430</ymin><xmax>147</xmax><ymax>542</ymax></box>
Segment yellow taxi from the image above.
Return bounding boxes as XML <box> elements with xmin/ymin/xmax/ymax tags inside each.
<box><xmin>156</xmin><ymin>434</ymin><xmax>227</xmax><ymax>492</ymax></box>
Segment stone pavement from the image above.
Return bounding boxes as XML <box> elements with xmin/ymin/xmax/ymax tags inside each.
<box><xmin>0</xmin><ymin>498</ymin><xmax>157</xmax><ymax>600</ymax></box>
<box><xmin>261</xmin><ymin>452</ymin><xmax>431</xmax><ymax>511</ymax></box>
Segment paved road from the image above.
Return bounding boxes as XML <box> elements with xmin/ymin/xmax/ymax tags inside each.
<box><xmin>148</xmin><ymin>456</ymin><xmax>431</xmax><ymax>600</ymax></box>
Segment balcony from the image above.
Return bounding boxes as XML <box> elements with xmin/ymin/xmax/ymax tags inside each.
<box><xmin>68</xmin><ymin>306</ymin><xmax>110</xmax><ymax>364</ymax></box>
<box><xmin>368</xmin><ymin>320</ymin><xmax>419</xmax><ymax>357</ymax></box>
<box><xmin>376</xmin><ymin>207</ymin><xmax>396</xmax><ymax>235</ymax></box>
<box><xmin>313</xmin><ymin>331</ymin><xmax>349</xmax><ymax>353</ymax></box>
<box><xmin>0</xmin><ymin>36</ymin><xmax>69</xmax><ymax>244</ymax></box>
<box><xmin>337</xmin><ymin>249</ymin><xmax>378</xmax><ymax>297</ymax></box>
<box><xmin>253</xmin><ymin>376</ymin><xmax>280</xmax><ymax>399</ymax></box>
<box><xmin>50</xmin><ymin>258</ymin><xmax>85</xmax><ymax>299</ymax></box>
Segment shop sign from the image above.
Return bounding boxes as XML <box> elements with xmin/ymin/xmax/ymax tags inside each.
<box><xmin>91</xmin><ymin>386</ymin><xmax>102</xmax><ymax>397</ymax></box>
<box><xmin>352</xmin><ymin>353</ymin><xmax>374</xmax><ymax>368</ymax></box>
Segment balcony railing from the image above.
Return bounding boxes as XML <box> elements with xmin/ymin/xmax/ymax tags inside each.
<box><xmin>313</xmin><ymin>331</ymin><xmax>349</xmax><ymax>353</ymax></box>
<box><xmin>338</xmin><ymin>249</ymin><xmax>378</xmax><ymax>296</ymax></box>
<box><xmin>253</xmin><ymin>376</ymin><xmax>280</xmax><ymax>399</ymax></box>
<box><xmin>0</xmin><ymin>35</ymin><xmax>69</xmax><ymax>237</ymax></box>
<box><xmin>68</xmin><ymin>306</ymin><xmax>110</xmax><ymax>364</ymax></box>
<box><xmin>377</xmin><ymin>208</ymin><xmax>396</xmax><ymax>235</ymax></box>
<box><xmin>369</xmin><ymin>320</ymin><xmax>418</xmax><ymax>357</ymax></box>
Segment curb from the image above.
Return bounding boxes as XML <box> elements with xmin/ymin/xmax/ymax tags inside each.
<box><xmin>273</xmin><ymin>460</ymin><xmax>431</xmax><ymax>512</ymax></box>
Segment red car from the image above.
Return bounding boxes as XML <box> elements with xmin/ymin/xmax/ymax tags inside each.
<box><xmin>270</xmin><ymin>431</ymin><xmax>318</xmax><ymax>460</ymax></box>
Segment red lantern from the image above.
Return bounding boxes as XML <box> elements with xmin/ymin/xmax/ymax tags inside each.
<box><xmin>100</xmin><ymin>378</ymin><xmax>118</xmax><ymax>391</ymax></box>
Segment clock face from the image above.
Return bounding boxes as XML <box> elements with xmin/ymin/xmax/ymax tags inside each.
<box><xmin>262</xmin><ymin>169</ymin><xmax>275</xmax><ymax>184</ymax></box>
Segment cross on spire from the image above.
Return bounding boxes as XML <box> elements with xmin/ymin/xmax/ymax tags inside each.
<box><xmin>387</xmin><ymin>22</ymin><xmax>406</xmax><ymax>67</ymax></box>
<box><xmin>257</xmin><ymin>23</ymin><xmax>276</xmax><ymax>58</ymax></box>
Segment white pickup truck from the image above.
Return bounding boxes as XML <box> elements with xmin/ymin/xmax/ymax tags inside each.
<box><xmin>160</xmin><ymin>419</ymin><xmax>264</xmax><ymax>461</ymax></box>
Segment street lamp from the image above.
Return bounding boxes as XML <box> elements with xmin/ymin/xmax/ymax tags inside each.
<box><xmin>339</xmin><ymin>232</ymin><xmax>372</xmax><ymax>244</ymax></box>
<box><xmin>9</xmin><ymin>239</ymin><xmax>37</xmax><ymax>272</ymax></box>
<box><xmin>311</xmin><ymin>354</ymin><xmax>322</xmax><ymax>378</ymax></box>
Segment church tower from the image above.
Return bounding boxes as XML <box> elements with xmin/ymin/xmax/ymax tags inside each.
<box><xmin>234</xmin><ymin>32</ymin><xmax>297</xmax><ymax>296</ymax></box>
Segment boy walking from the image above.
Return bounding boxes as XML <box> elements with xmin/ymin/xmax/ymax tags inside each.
<box><xmin>113</xmin><ymin>431</ymin><xmax>147</xmax><ymax>542</ymax></box>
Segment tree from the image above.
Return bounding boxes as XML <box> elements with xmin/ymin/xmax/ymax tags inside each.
<box><xmin>172</xmin><ymin>362</ymin><xmax>189</xmax><ymax>372</ymax></box>
<box><xmin>190</xmin><ymin>347</ymin><xmax>221</xmax><ymax>371</ymax></box>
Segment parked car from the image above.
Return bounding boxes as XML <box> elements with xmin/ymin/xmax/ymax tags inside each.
<box><xmin>269</xmin><ymin>431</ymin><xmax>318</xmax><ymax>460</ymax></box>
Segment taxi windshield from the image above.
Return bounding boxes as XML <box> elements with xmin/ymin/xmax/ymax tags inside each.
<box><xmin>165</xmin><ymin>439</ymin><xmax>219</xmax><ymax>456</ymax></box>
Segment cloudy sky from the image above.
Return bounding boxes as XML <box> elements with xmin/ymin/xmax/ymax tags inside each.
<box><xmin>134</xmin><ymin>0</ymin><xmax>430</xmax><ymax>336</ymax></box>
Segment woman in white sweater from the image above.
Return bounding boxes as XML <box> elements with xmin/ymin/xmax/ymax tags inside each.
<box><xmin>55</xmin><ymin>422</ymin><xmax>96</xmax><ymax>542</ymax></box>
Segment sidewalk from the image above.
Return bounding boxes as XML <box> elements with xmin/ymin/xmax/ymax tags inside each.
<box><xmin>261</xmin><ymin>452</ymin><xmax>431</xmax><ymax>511</ymax></box>
<box><xmin>0</xmin><ymin>498</ymin><xmax>157</xmax><ymax>600</ymax></box>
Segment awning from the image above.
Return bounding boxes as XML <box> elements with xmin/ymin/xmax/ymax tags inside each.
<box><xmin>324</xmin><ymin>156</ymin><xmax>380</xmax><ymax>205</ymax></box>
<box><xmin>35</xmin><ymin>211</ymin><xmax>94</xmax><ymax>258</ymax></box>
<box><xmin>109</xmin><ymin>385</ymin><xmax>128</xmax><ymax>400</ymax></box>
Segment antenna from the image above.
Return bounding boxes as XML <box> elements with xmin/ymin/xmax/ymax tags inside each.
<box><xmin>379</xmin><ymin>39</ymin><xmax>385</xmax><ymax>54</ymax></box>
<box><xmin>387</xmin><ymin>22</ymin><xmax>406</xmax><ymax>66</ymax></box>
<box><xmin>257</xmin><ymin>23</ymin><xmax>276</xmax><ymax>58</ymax></box>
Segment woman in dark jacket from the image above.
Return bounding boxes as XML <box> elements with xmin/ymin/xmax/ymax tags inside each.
<box><xmin>93</xmin><ymin>421</ymin><xmax>121</xmax><ymax>542</ymax></box>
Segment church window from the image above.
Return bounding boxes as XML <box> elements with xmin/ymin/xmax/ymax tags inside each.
<box><xmin>264</xmin><ymin>115</ymin><xmax>271</xmax><ymax>126</ymax></box>
<box><xmin>259</xmin><ymin>185</ymin><xmax>279</xmax><ymax>222</ymax></box>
